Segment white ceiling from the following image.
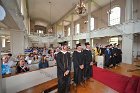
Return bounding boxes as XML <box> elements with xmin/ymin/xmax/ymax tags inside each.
<box><xmin>28</xmin><ymin>0</ymin><xmax>113</xmax><ymax>25</ymax></box>
<box><xmin>28</xmin><ymin>0</ymin><xmax>78</xmax><ymax>24</ymax></box>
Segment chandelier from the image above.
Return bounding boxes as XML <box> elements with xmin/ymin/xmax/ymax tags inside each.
<box><xmin>48</xmin><ymin>1</ymin><xmax>53</xmax><ymax>33</ymax></box>
<box><xmin>75</xmin><ymin>0</ymin><xmax>86</xmax><ymax>15</ymax></box>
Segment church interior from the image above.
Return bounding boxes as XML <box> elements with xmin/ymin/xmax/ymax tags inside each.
<box><xmin>0</xmin><ymin>0</ymin><xmax>140</xmax><ymax>93</ymax></box>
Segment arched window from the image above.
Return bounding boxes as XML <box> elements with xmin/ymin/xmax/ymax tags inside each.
<box><xmin>75</xmin><ymin>24</ymin><xmax>80</xmax><ymax>34</ymax></box>
<box><xmin>90</xmin><ymin>17</ymin><xmax>95</xmax><ymax>31</ymax></box>
<box><xmin>68</xmin><ymin>27</ymin><xmax>70</xmax><ymax>36</ymax></box>
<box><xmin>108</xmin><ymin>7</ymin><xmax>121</xmax><ymax>26</ymax></box>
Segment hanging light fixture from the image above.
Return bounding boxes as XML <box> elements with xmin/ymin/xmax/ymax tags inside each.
<box><xmin>75</xmin><ymin>0</ymin><xmax>86</xmax><ymax>15</ymax></box>
<box><xmin>48</xmin><ymin>1</ymin><xmax>53</xmax><ymax>33</ymax></box>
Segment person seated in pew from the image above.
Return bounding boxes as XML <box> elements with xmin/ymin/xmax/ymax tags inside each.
<box><xmin>7</xmin><ymin>53</ymin><xmax>16</xmax><ymax>67</ymax></box>
<box><xmin>16</xmin><ymin>60</ymin><xmax>29</xmax><ymax>73</ymax></box>
<box><xmin>39</xmin><ymin>55</ymin><xmax>49</xmax><ymax>69</ymax></box>
<box><xmin>48</xmin><ymin>49</ymin><xmax>56</xmax><ymax>66</ymax></box>
<box><xmin>32</xmin><ymin>54</ymin><xmax>40</xmax><ymax>63</ymax></box>
<box><xmin>1</xmin><ymin>55</ymin><xmax>11</xmax><ymax>75</ymax></box>
<box><xmin>25</xmin><ymin>53</ymin><xmax>34</xmax><ymax>64</ymax></box>
<box><xmin>1</xmin><ymin>55</ymin><xmax>12</xmax><ymax>76</ymax></box>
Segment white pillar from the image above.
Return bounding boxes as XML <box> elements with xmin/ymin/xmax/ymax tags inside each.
<box><xmin>125</xmin><ymin>0</ymin><xmax>133</xmax><ymax>21</ymax></box>
<box><xmin>10</xmin><ymin>31</ymin><xmax>25</xmax><ymax>56</ymax></box>
<box><xmin>122</xmin><ymin>34</ymin><xmax>133</xmax><ymax>64</ymax></box>
<box><xmin>28</xmin><ymin>17</ymin><xmax>31</xmax><ymax>35</ymax></box>
<box><xmin>86</xmin><ymin>0</ymin><xmax>91</xmax><ymax>43</ymax></box>
<box><xmin>70</xmin><ymin>14</ymin><xmax>74</xmax><ymax>49</ymax></box>
<box><xmin>0</xmin><ymin>37</ymin><xmax>2</xmax><ymax>93</ymax></box>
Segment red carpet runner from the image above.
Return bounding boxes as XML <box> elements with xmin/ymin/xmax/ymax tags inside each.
<box><xmin>93</xmin><ymin>66</ymin><xmax>130</xmax><ymax>93</ymax></box>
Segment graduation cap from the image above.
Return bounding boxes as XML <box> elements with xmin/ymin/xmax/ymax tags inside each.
<box><xmin>106</xmin><ymin>45</ymin><xmax>110</xmax><ymax>48</ymax></box>
<box><xmin>59</xmin><ymin>41</ymin><xmax>68</xmax><ymax>46</ymax></box>
<box><xmin>76</xmin><ymin>43</ymin><xmax>81</xmax><ymax>48</ymax></box>
<box><xmin>114</xmin><ymin>43</ymin><xmax>117</xmax><ymax>46</ymax></box>
<box><xmin>109</xmin><ymin>44</ymin><xmax>113</xmax><ymax>46</ymax></box>
<box><xmin>117</xmin><ymin>44</ymin><xmax>120</xmax><ymax>47</ymax></box>
<box><xmin>85</xmin><ymin>42</ymin><xmax>90</xmax><ymax>46</ymax></box>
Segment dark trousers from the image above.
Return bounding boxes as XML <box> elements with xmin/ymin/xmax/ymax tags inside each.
<box><xmin>104</xmin><ymin>57</ymin><xmax>110</xmax><ymax>67</ymax></box>
<box><xmin>84</xmin><ymin>65</ymin><xmax>93</xmax><ymax>80</ymax></box>
<box><xmin>112</xmin><ymin>56</ymin><xmax>117</xmax><ymax>67</ymax></box>
<box><xmin>117</xmin><ymin>55</ymin><xmax>122</xmax><ymax>64</ymax></box>
<box><xmin>58</xmin><ymin>75</ymin><xmax>70</xmax><ymax>93</ymax></box>
<box><xmin>74</xmin><ymin>67</ymin><xmax>84</xmax><ymax>84</ymax></box>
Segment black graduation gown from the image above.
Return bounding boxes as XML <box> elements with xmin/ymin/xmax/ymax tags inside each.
<box><xmin>56</xmin><ymin>51</ymin><xmax>71</xmax><ymax>93</ymax></box>
<box><xmin>116</xmin><ymin>48</ymin><xmax>122</xmax><ymax>64</ymax></box>
<box><xmin>113</xmin><ymin>48</ymin><xmax>118</xmax><ymax>66</ymax></box>
<box><xmin>110</xmin><ymin>48</ymin><xmax>115</xmax><ymax>66</ymax></box>
<box><xmin>72</xmin><ymin>51</ymin><xmax>84</xmax><ymax>84</ymax></box>
<box><xmin>83</xmin><ymin>49</ymin><xmax>93</xmax><ymax>79</ymax></box>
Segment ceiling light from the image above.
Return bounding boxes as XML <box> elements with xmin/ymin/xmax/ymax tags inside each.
<box><xmin>48</xmin><ymin>1</ymin><xmax>53</xmax><ymax>33</ymax></box>
<box><xmin>75</xmin><ymin>0</ymin><xmax>86</xmax><ymax>15</ymax></box>
<box><xmin>6</xmin><ymin>40</ymin><xmax>10</xmax><ymax>43</ymax></box>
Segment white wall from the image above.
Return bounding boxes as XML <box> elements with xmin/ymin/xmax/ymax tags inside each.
<box><xmin>93</xmin><ymin>37</ymin><xmax>110</xmax><ymax>48</ymax></box>
<box><xmin>2</xmin><ymin>66</ymin><xmax>57</xmax><ymax>93</ymax></box>
<box><xmin>133</xmin><ymin>34</ymin><xmax>140</xmax><ymax>58</ymax></box>
<box><xmin>10</xmin><ymin>31</ymin><xmax>25</xmax><ymax>56</ymax></box>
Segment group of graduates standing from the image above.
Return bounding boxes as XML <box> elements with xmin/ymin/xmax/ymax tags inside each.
<box><xmin>93</xmin><ymin>43</ymin><xmax>122</xmax><ymax>68</ymax></box>
<box><xmin>56</xmin><ymin>42</ymin><xmax>94</xmax><ymax>93</ymax></box>
<box><xmin>104</xmin><ymin>44</ymin><xmax>122</xmax><ymax>68</ymax></box>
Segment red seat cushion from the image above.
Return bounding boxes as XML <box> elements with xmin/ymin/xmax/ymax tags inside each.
<box><xmin>137</xmin><ymin>78</ymin><xmax>140</xmax><ymax>93</ymax></box>
<box><xmin>125</xmin><ymin>75</ymin><xmax>140</xmax><ymax>93</ymax></box>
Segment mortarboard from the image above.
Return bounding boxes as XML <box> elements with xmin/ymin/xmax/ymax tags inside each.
<box><xmin>85</xmin><ymin>42</ymin><xmax>90</xmax><ymax>46</ymax></box>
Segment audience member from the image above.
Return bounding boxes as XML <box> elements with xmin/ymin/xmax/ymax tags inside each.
<box><xmin>1</xmin><ymin>56</ymin><xmax>11</xmax><ymax>75</ymax></box>
<box><xmin>16</xmin><ymin>60</ymin><xmax>29</xmax><ymax>73</ymax></box>
<box><xmin>39</xmin><ymin>55</ymin><xmax>49</xmax><ymax>69</ymax></box>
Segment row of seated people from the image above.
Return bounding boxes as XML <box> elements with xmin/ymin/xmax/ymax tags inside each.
<box><xmin>1</xmin><ymin>48</ymin><xmax>59</xmax><ymax>77</ymax></box>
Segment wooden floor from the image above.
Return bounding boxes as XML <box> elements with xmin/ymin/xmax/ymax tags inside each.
<box><xmin>70</xmin><ymin>61</ymin><xmax>140</xmax><ymax>93</ymax></box>
<box><xmin>19</xmin><ymin>61</ymin><xmax>140</xmax><ymax>93</ymax></box>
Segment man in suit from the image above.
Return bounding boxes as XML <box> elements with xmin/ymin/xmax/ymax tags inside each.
<box><xmin>104</xmin><ymin>45</ymin><xmax>111</xmax><ymax>68</ymax></box>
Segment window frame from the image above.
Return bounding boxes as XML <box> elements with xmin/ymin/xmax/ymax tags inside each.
<box><xmin>108</xmin><ymin>6</ymin><xmax>121</xmax><ymax>26</ymax></box>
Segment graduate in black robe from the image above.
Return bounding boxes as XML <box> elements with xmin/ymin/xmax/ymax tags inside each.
<box><xmin>112</xmin><ymin>43</ymin><xmax>118</xmax><ymax>68</ymax></box>
<box><xmin>116</xmin><ymin>44</ymin><xmax>122</xmax><ymax>65</ymax></box>
<box><xmin>56</xmin><ymin>42</ymin><xmax>71</xmax><ymax>93</ymax></box>
<box><xmin>83</xmin><ymin>42</ymin><xmax>94</xmax><ymax>81</ymax></box>
<box><xmin>109</xmin><ymin>44</ymin><xmax>116</xmax><ymax>67</ymax></box>
<box><xmin>104</xmin><ymin>45</ymin><xmax>111</xmax><ymax>68</ymax></box>
<box><xmin>72</xmin><ymin>43</ymin><xmax>84</xmax><ymax>86</ymax></box>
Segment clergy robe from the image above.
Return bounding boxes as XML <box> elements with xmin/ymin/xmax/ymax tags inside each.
<box><xmin>72</xmin><ymin>51</ymin><xmax>84</xmax><ymax>85</ymax></box>
<box><xmin>83</xmin><ymin>49</ymin><xmax>93</xmax><ymax>79</ymax></box>
<box><xmin>56</xmin><ymin>51</ymin><xmax>71</xmax><ymax>93</ymax></box>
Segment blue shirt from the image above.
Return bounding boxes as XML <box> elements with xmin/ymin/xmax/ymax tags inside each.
<box><xmin>1</xmin><ymin>64</ymin><xmax>11</xmax><ymax>75</ymax></box>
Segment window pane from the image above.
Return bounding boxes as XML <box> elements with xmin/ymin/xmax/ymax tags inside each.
<box><xmin>2</xmin><ymin>38</ymin><xmax>5</xmax><ymax>48</ymax></box>
<box><xmin>109</xmin><ymin>37</ymin><xmax>118</xmax><ymax>45</ymax></box>
<box><xmin>68</xmin><ymin>41</ymin><xmax>70</xmax><ymax>46</ymax></box>
<box><xmin>91</xmin><ymin>18</ymin><xmax>94</xmax><ymax>30</ymax></box>
<box><xmin>76</xmin><ymin>40</ymin><xmax>79</xmax><ymax>44</ymax></box>
<box><xmin>109</xmin><ymin>7</ymin><xmax>120</xmax><ymax>26</ymax></box>
<box><xmin>68</xmin><ymin>27</ymin><xmax>70</xmax><ymax>36</ymax></box>
<box><xmin>75</xmin><ymin>24</ymin><xmax>80</xmax><ymax>34</ymax></box>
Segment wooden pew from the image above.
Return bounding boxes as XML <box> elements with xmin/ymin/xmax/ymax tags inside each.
<box><xmin>18</xmin><ymin>78</ymin><xmax>58</xmax><ymax>93</ymax></box>
<box><xmin>18</xmin><ymin>72</ymin><xmax>74</xmax><ymax>93</ymax></box>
